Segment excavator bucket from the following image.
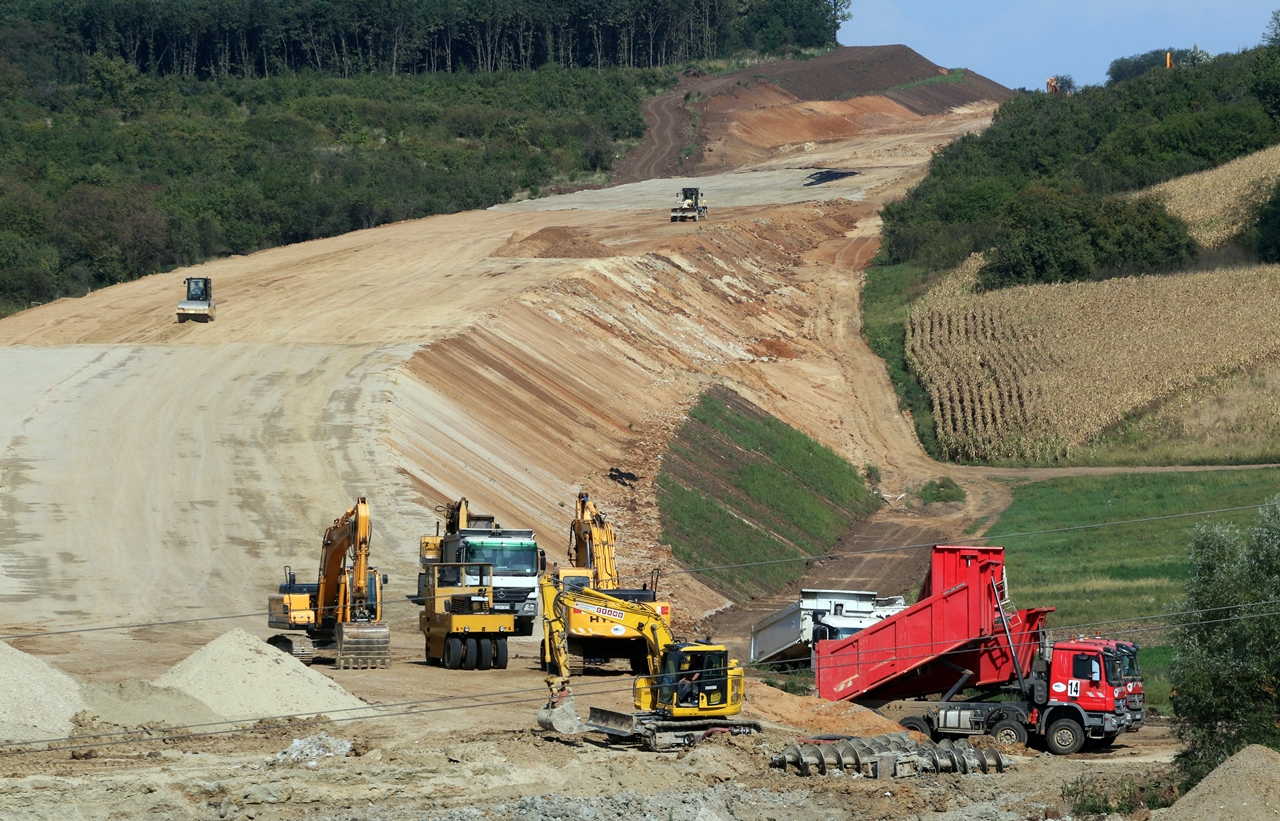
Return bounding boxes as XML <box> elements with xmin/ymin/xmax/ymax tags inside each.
<box><xmin>537</xmin><ymin>697</ymin><xmax>587</xmax><ymax>734</ymax></box>
<box><xmin>335</xmin><ymin>621</ymin><xmax>391</xmax><ymax>669</ymax></box>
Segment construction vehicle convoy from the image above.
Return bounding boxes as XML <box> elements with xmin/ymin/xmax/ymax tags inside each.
<box><xmin>750</xmin><ymin>588</ymin><xmax>907</xmax><ymax>667</ymax></box>
<box><xmin>671</xmin><ymin>187</ymin><xmax>708</xmax><ymax>222</ymax></box>
<box><xmin>537</xmin><ymin>580</ymin><xmax>759</xmax><ymax>750</ymax></box>
<box><xmin>541</xmin><ymin>492</ymin><xmax>671</xmax><ymax>673</ymax></box>
<box><xmin>419</xmin><ymin>498</ymin><xmax>544</xmax><ymax>636</ymax></box>
<box><xmin>814</xmin><ymin>545</ymin><xmax>1134</xmax><ymax>754</ymax></box>
<box><xmin>419</xmin><ymin>562</ymin><xmax>513</xmax><ymax>670</ymax></box>
<box><xmin>267</xmin><ymin>497</ymin><xmax>391</xmax><ymax>669</ymax></box>
<box><xmin>177</xmin><ymin>276</ymin><xmax>216</xmax><ymax>322</ymax></box>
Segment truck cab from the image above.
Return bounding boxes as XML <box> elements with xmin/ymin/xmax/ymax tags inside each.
<box><xmin>670</xmin><ymin>187</ymin><xmax>708</xmax><ymax>222</ymax></box>
<box><xmin>1039</xmin><ymin>640</ymin><xmax>1131</xmax><ymax>749</ymax></box>
<box><xmin>421</xmin><ymin>525</ymin><xmax>544</xmax><ymax>636</ymax></box>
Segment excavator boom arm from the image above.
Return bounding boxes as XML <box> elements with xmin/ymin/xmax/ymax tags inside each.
<box><xmin>317</xmin><ymin>496</ymin><xmax>372</xmax><ymax>622</ymax></box>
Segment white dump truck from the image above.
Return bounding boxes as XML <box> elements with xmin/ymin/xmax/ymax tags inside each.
<box><xmin>750</xmin><ymin>589</ymin><xmax>907</xmax><ymax>667</ymax></box>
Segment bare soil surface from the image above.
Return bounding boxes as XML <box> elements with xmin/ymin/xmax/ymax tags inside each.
<box><xmin>0</xmin><ymin>49</ymin><xmax>1221</xmax><ymax>820</ymax></box>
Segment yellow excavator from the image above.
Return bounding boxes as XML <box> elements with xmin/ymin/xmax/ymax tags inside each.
<box><xmin>542</xmin><ymin>492</ymin><xmax>672</xmax><ymax>674</ymax></box>
<box><xmin>267</xmin><ymin>496</ymin><xmax>391</xmax><ymax>669</ymax></box>
<box><xmin>537</xmin><ymin>579</ymin><xmax>758</xmax><ymax>750</ymax></box>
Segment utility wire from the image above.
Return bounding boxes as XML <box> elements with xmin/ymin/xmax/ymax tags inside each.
<box><xmin>4</xmin><ymin>499</ymin><xmax>1275</xmax><ymax>642</ymax></box>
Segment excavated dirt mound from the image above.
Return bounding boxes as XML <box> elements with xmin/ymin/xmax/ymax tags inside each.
<box><xmin>1154</xmin><ymin>744</ymin><xmax>1280</xmax><ymax>821</ymax></box>
<box><xmin>0</xmin><ymin>640</ymin><xmax>88</xmax><ymax>742</ymax></box>
<box><xmin>152</xmin><ymin>629</ymin><xmax>371</xmax><ymax>722</ymax></box>
<box><xmin>493</xmin><ymin>226</ymin><xmax>612</xmax><ymax>258</ymax></box>
<box><xmin>742</xmin><ymin>679</ymin><xmax>903</xmax><ymax>737</ymax></box>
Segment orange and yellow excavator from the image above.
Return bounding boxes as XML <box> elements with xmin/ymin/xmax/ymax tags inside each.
<box><xmin>268</xmin><ymin>496</ymin><xmax>391</xmax><ymax>669</ymax></box>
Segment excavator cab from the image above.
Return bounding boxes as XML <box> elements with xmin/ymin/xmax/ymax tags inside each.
<box><xmin>655</xmin><ymin>645</ymin><xmax>730</xmax><ymax>710</ymax></box>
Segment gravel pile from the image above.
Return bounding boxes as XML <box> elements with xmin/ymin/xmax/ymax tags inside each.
<box><xmin>1154</xmin><ymin>745</ymin><xmax>1280</xmax><ymax>821</ymax></box>
<box><xmin>0</xmin><ymin>640</ymin><xmax>89</xmax><ymax>742</ymax></box>
<box><xmin>275</xmin><ymin>732</ymin><xmax>352</xmax><ymax>763</ymax></box>
<box><xmin>153</xmin><ymin>629</ymin><xmax>371</xmax><ymax>722</ymax></box>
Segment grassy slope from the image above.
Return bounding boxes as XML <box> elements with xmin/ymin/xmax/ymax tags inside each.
<box><xmin>861</xmin><ymin>261</ymin><xmax>941</xmax><ymax>457</ymax></box>
<box><xmin>657</xmin><ymin>387</ymin><xmax>879</xmax><ymax>599</ymax></box>
<box><xmin>984</xmin><ymin>467</ymin><xmax>1280</xmax><ymax>709</ymax></box>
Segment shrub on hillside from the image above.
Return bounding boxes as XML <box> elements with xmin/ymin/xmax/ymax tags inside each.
<box><xmin>978</xmin><ymin>186</ymin><xmax>1196</xmax><ymax>288</ymax></box>
<box><xmin>1254</xmin><ymin>181</ymin><xmax>1280</xmax><ymax>262</ymax></box>
<box><xmin>1169</xmin><ymin>498</ymin><xmax>1280</xmax><ymax>788</ymax></box>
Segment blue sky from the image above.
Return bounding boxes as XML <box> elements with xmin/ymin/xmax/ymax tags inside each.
<box><xmin>838</xmin><ymin>1</ymin><xmax>1278</xmax><ymax>89</ymax></box>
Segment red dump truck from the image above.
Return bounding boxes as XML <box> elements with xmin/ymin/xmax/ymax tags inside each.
<box><xmin>814</xmin><ymin>546</ymin><xmax>1133</xmax><ymax>754</ymax></box>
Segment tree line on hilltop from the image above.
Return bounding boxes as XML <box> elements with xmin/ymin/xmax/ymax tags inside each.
<box><xmin>0</xmin><ymin>0</ymin><xmax>848</xmax><ymax>77</ymax></box>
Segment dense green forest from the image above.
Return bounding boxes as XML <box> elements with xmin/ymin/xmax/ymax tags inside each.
<box><xmin>0</xmin><ymin>0</ymin><xmax>847</xmax><ymax>315</ymax></box>
<box><xmin>880</xmin><ymin>47</ymin><xmax>1280</xmax><ymax>282</ymax></box>
<box><xmin>0</xmin><ymin>0</ymin><xmax>848</xmax><ymax>76</ymax></box>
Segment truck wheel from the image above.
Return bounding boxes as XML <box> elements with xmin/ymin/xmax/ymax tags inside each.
<box><xmin>1046</xmin><ymin>718</ymin><xmax>1085</xmax><ymax>755</ymax></box>
<box><xmin>898</xmin><ymin>716</ymin><xmax>933</xmax><ymax>739</ymax></box>
<box><xmin>670</xmin><ymin>216</ymin><xmax>677</xmax><ymax>222</ymax></box>
<box><xmin>462</xmin><ymin>637</ymin><xmax>478</xmax><ymax>670</ymax></box>
<box><xmin>494</xmin><ymin>639</ymin><xmax>509</xmax><ymax>670</ymax></box>
<box><xmin>538</xmin><ymin>640</ymin><xmax>547</xmax><ymax>672</ymax></box>
<box><xmin>516</xmin><ymin>620</ymin><xmax>534</xmax><ymax>637</ymax></box>
<box><xmin>425</xmin><ymin>637</ymin><xmax>435</xmax><ymax>666</ymax></box>
<box><xmin>477</xmin><ymin>638</ymin><xmax>493</xmax><ymax>670</ymax></box>
<box><xmin>990</xmin><ymin>719</ymin><xmax>1028</xmax><ymax>746</ymax></box>
<box><xmin>444</xmin><ymin>636</ymin><xmax>462</xmax><ymax>670</ymax></box>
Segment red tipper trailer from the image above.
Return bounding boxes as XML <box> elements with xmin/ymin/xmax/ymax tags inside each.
<box><xmin>813</xmin><ymin>545</ymin><xmax>1133</xmax><ymax>755</ymax></box>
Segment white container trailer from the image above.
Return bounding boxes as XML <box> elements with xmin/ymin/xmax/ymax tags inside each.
<box><xmin>750</xmin><ymin>589</ymin><xmax>907</xmax><ymax>667</ymax></box>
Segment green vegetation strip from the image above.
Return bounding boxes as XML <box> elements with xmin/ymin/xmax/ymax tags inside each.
<box><xmin>861</xmin><ymin>262</ymin><xmax>941</xmax><ymax>457</ymax></box>
<box><xmin>984</xmin><ymin>467</ymin><xmax>1280</xmax><ymax>710</ymax></box>
<box><xmin>658</xmin><ymin>387</ymin><xmax>877</xmax><ymax>599</ymax></box>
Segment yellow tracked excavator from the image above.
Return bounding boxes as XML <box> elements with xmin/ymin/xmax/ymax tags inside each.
<box><xmin>536</xmin><ymin>579</ymin><xmax>758</xmax><ymax>750</ymax></box>
<box><xmin>541</xmin><ymin>492</ymin><xmax>671</xmax><ymax>674</ymax></box>
<box><xmin>267</xmin><ymin>496</ymin><xmax>391</xmax><ymax>669</ymax></box>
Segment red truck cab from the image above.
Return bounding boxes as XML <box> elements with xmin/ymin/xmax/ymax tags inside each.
<box><xmin>1041</xmin><ymin>640</ymin><xmax>1130</xmax><ymax>750</ymax></box>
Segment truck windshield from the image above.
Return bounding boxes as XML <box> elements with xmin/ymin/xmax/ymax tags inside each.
<box><xmin>1120</xmin><ymin>649</ymin><xmax>1141</xmax><ymax>678</ymax></box>
<box><xmin>464</xmin><ymin>544</ymin><xmax>538</xmax><ymax>576</ymax></box>
<box><xmin>1104</xmin><ymin>652</ymin><xmax>1123</xmax><ymax>687</ymax></box>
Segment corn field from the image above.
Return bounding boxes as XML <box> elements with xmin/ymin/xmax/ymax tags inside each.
<box><xmin>907</xmin><ymin>264</ymin><xmax>1280</xmax><ymax>461</ymax></box>
<box><xmin>1144</xmin><ymin>143</ymin><xmax>1280</xmax><ymax>249</ymax></box>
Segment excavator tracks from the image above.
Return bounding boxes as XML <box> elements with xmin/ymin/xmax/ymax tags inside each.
<box><xmin>335</xmin><ymin>621</ymin><xmax>392</xmax><ymax>670</ymax></box>
<box><xmin>267</xmin><ymin>634</ymin><xmax>316</xmax><ymax>665</ymax></box>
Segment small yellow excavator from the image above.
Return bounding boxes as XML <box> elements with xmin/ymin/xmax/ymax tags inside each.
<box><xmin>267</xmin><ymin>496</ymin><xmax>391</xmax><ymax>669</ymax></box>
<box><xmin>537</xmin><ymin>579</ymin><xmax>758</xmax><ymax>750</ymax></box>
<box><xmin>541</xmin><ymin>492</ymin><xmax>671</xmax><ymax>674</ymax></box>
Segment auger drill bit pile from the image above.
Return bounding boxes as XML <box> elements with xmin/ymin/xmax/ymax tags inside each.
<box><xmin>770</xmin><ymin>731</ymin><xmax>1012</xmax><ymax>778</ymax></box>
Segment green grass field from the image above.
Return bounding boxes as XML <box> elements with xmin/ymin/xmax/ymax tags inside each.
<box><xmin>984</xmin><ymin>468</ymin><xmax>1280</xmax><ymax>711</ymax></box>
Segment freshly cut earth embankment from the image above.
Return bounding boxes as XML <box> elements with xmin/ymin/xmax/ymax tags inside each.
<box><xmin>0</xmin><ymin>640</ymin><xmax>87</xmax><ymax>741</ymax></box>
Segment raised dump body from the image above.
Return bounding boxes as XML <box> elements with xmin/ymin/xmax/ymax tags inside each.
<box><xmin>815</xmin><ymin>546</ymin><xmax>1050</xmax><ymax>703</ymax></box>
<box><xmin>750</xmin><ymin>589</ymin><xmax>907</xmax><ymax>666</ymax></box>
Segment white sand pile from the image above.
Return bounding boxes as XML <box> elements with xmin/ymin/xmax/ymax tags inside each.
<box><xmin>0</xmin><ymin>641</ymin><xmax>89</xmax><ymax>742</ymax></box>
<box><xmin>1154</xmin><ymin>744</ymin><xmax>1280</xmax><ymax>821</ymax></box>
<box><xmin>153</xmin><ymin>629</ymin><xmax>371</xmax><ymax>722</ymax></box>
